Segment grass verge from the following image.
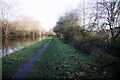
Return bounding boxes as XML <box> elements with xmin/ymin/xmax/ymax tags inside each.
<box><xmin>27</xmin><ymin>38</ymin><xmax>120</xmax><ymax>78</ymax></box>
<box><xmin>2</xmin><ymin>38</ymin><xmax>49</xmax><ymax>78</ymax></box>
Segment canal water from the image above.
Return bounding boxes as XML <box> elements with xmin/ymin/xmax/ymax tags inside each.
<box><xmin>0</xmin><ymin>37</ymin><xmax>43</xmax><ymax>56</ymax></box>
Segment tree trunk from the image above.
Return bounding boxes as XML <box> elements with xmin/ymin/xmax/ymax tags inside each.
<box><xmin>109</xmin><ymin>24</ymin><xmax>116</xmax><ymax>43</ymax></box>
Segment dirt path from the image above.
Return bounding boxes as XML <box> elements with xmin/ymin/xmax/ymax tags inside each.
<box><xmin>12</xmin><ymin>39</ymin><xmax>51</xmax><ymax>78</ymax></box>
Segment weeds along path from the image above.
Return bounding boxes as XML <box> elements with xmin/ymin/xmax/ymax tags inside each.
<box><xmin>12</xmin><ymin>39</ymin><xmax>51</xmax><ymax>78</ymax></box>
<box><xmin>27</xmin><ymin>38</ymin><xmax>119</xmax><ymax>78</ymax></box>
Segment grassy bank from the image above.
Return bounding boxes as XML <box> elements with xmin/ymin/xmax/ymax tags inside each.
<box><xmin>27</xmin><ymin>38</ymin><xmax>120</xmax><ymax>78</ymax></box>
<box><xmin>2</xmin><ymin>38</ymin><xmax>49</xmax><ymax>78</ymax></box>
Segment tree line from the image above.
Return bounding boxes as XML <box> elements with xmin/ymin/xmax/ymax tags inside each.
<box><xmin>53</xmin><ymin>0</ymin><xmax>120</xmax><ymax>56</ymax></box>
<box><xmin>0</xmin><ymin>0</ymin><xmax>45</xmax><ymax>39</ymax></box>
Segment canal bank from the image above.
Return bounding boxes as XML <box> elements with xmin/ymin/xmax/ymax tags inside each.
<box><xmin>2</xmin><ymin>38</ymin><xmax>49</xmax><ymax>78</ymax></box>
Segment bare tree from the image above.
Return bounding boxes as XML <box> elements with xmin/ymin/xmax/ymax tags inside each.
<box><xmin>98</xmin><ymin>0</ymin><xmax>120</xmax><ymax>43</ymax></box>
<box><xmin>19</xmin><ymin>16</ymin><xmax>42</xmax><ymax>38</ymax></box>
<box><xmin>0</xmin><ymin>0</ymin><xmax>17</xmax><ymax>38</ymax></box>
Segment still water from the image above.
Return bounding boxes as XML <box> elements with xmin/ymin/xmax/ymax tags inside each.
<box><xmin>0</xmin><ymin>37</ymin><xmax>42</xmax><ymax>56</ymax></box>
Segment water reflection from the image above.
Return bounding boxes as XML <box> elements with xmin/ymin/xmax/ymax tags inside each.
<box><xmin>1</xmin><ymin>37</ymin><xmax>42</xmax><ymax>56</ymax></box>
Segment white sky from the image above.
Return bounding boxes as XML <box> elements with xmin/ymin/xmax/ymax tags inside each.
<box><xmin>12</xmin><ymin>0</ymin><xmax>91</xmax><ymax>31</ymax></box>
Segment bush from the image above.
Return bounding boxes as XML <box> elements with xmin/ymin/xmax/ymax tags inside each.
<box><xmin>72</xmin><ymin>36</ymin><xmax>120</xmax><ymax>57</ymax></box>
<box><xmin>73</xmin><ymin>37</ymin><xmax>101</xmax><ymax>54</ymax></box>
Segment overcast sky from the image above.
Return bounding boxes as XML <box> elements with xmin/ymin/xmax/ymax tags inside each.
<box><xmin>11</xmin><ymin>0</ymin><xmax>92</xmax><ymax>31</ymax></box>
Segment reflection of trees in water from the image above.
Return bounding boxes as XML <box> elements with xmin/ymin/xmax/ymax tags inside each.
<box><xmin>2</xmin><ymin>37</ymin><xmax>43</xmax><ymax>56</ymax></box>
<box><xmin>2</xmin><ymin>38</ymin><xmax>8</xmax><ymax>56</ymax></box>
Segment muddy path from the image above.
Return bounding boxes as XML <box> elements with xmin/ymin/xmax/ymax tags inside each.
<box><xmin>12</xmin><ymin>39</ymin><xmax>51</xmax><ymax>78</ymax></box>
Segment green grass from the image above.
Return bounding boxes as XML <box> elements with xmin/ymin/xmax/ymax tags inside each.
<box><xmin>2</xmin><ymin>38</ymin><xmax>49</xmax><ymax>78</ymax></box>
<box><xmin>27</xmin><ymin>38</ymin><xmax>120</xmax><ymax>78</ymax></box>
